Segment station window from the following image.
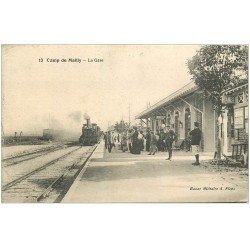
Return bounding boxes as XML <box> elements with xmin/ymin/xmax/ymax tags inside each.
<box><xmin>245</xmin><ymin>106</ymin><xmax>248</xmax><ymax>134</ymax></box>
<box><xmin>228</xmin><ymin>95</ymin><xmax>235</xmax><ymax>104</ymax></box>
<box><xmin>234</xmin><ymin>106</ymin><xmax>248</xmax><ymax>142</ymax></box>
<box><xmin>237</xmin><ymin>93</ymin><xmax>244</xmax><ymax>104</ymax></box>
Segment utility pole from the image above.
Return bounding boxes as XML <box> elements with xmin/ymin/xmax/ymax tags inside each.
<box><xmin>128</xmin><ymin>103</ymin><xmax>131</xmax><ymax>127</ymax></box>
<box><xmin>121</xmin><ymin>113</ymin><xmax>124</xmax><ymax>133</ymax></box>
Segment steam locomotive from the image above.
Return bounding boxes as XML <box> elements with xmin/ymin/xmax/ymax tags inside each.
<box><xmin>79</xmin><ymin>117</ymin><xmax>101</xmax><ymax>146</ymax></box>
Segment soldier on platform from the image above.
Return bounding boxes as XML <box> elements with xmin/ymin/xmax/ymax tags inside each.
<box><xmin>164</xmin><ymin>125</ymin><xmax>176</xmax><ymax>161</ymax></box>
<box><xmin>190</xmin><ymin>122</ymin><xmax>202</xmax><ymax>165</ymax></box>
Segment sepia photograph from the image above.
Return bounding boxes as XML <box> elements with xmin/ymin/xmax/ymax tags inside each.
<box><xmin>1</xmin><ymin>44</ymin><xmax>248</xmax><ymax>203</ymax></box>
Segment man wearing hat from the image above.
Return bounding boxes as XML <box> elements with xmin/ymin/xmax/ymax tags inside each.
<box><xmin>164</xmin><ymin>125</ymin><xmax>176</xmax><ymax>160</ymax></box>
<box><xmin>189</xmin><ymin>122</ymin><xmax>202</xmax><ymax>165</ymax></box>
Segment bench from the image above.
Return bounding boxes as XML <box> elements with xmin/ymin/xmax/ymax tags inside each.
<box><xmin>223</xmin><ymin>143</ymin><xmax>248</xmax><ymax>167</ymax></box>
<box><xmin>232</xmin><ymin>143</ymin><xmax>248</xmax><ymax>161</ymax></box>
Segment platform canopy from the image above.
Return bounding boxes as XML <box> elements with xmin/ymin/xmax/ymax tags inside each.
<box><xmin>136</xmin><ymin>81</ymin><xmax>198</xmax><ymax>119</ymax></box>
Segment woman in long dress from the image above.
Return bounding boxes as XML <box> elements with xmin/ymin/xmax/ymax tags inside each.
<box><xmin>132</xmin><ymin>127</ymin><xmax>141</xmax><ymax>154</ymax></box>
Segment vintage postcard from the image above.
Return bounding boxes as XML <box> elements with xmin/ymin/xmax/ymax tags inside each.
<box><xmin>1</xmin><ymin>45</ymin><xmax>248</xmax><ymax>203</ymax></box>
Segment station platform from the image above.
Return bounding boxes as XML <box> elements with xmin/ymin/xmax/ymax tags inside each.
<box><xmin>62</xmin><ymin>141</ymin><xmax>248</xmax><ymax>203</ymax></box>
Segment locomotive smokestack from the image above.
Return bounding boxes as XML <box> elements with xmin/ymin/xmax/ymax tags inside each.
<box><xmin>84</xmin><ymin>113</ymin><xmax>91</xmax><ymax>128</ymax></box>
<box><xmin>86</xmin><ymin>119</ymin><xmax>90</xmax><ymax>127</ymax></box>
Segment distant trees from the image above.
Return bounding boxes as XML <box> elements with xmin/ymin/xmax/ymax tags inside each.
<box><xmin>187</xmin><ymin>45</ymin><xmax>248</xmax><ymax>159</ymax></box>
<box><xmin>114</xmin><ymin>120</ymin><xmax>129</xmax><ymax>133</ymax></box>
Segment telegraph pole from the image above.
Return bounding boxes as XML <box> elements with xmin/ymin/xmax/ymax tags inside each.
<box><xmin>128</xmin><ymin>103</ymin><xmax>131</xmax><ymax>127</ymax></box>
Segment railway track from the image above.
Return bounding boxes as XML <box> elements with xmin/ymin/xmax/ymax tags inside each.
<box><xmin>37</xmin><ymin>144</ymin><xmax>98</xmax><ymax>203</ymax></box>
<box><xmin>2</xmin><ymin>144</ymin><xmax>67</xmax><ymax>167</ymax></box>
<box><xmin>1</xmin><ymin>144</ymin><xmax>97</xmax><ymax>203</ymax></box>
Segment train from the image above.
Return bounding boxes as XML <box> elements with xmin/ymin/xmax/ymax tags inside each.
<box><xmin>79</xmin><ymin>117</ymin><xmax>101</xmax><ymax>146</ymax></box>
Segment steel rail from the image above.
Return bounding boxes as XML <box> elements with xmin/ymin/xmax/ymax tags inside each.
<box><xmin>1</xmin><ymin>146</ymin><xmax>82</xmax><ymax>191</ymax></box>
<box><xmin>2</xmin><ymin>145</ymin><xmax>63</xmax><ymax>162</ymax></box>
<box><xmin>36</xmin><ymin>144</ymin><xmax>98</xmax><ymax>202</ymax></box>
<box><xmin>3</xmin><ymin>146</ymin><xmax>66</xmax><ymax>167</ymax></box>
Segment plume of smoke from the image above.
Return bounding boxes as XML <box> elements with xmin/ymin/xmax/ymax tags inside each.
<box><xmin>68</xmin><ymin>111</ymin><xmax>82</xmax><ymax>123</ymax></box>
<box><xmin>83</xmin><ymin>113</ymin><xmax>90</xmax><ymax>120</ymax></box>
<box><xmin>49</xmin><ymin>116</ymin><xmax>64</xmax><ymax>130</ymax></box>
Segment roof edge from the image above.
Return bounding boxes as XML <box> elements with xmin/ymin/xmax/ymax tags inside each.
<box><xmin>136</xmin><ymin>81</ymin><xmax>198</xmax><ymax>119</ymax></box>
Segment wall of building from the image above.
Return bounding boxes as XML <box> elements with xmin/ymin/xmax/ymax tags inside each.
<box><xmin>146</xmin><ymin>91</ymin><xmax>216</xmax><ymax>152</ymax></box>
<box><xmin>142</xmin><ymin>85</ymin><xmax>249</xmax><ymax>155</ymax></box>
<box><xmin>224</xmin><ymin>85</ymin><xmax>248</xmax><ymax>152</ymax></box>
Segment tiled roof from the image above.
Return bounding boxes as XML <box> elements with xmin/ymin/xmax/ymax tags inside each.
<box><xmin>135</xmin><ymin>81</ymin><xmax>198</xmax><ymax>119</ymax></box>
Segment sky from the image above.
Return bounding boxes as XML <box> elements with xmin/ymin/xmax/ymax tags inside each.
<box><xmin>2</xmin><ymin>45</ymin><xmax>200</xmax><ymax>136</ymax></box>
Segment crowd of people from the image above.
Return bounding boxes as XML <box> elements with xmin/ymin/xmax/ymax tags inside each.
<box><xmin>103</xmin><ymin>122</ymin><xmax>202</xmax><ymax>165</ymax></box>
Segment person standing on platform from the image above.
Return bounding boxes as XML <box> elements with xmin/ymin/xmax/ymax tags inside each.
<box><xmin>121</xmin><ymin>133</ymin><xmax>128</xmax><ymax>152</ymax></box>
<box><xmin>190</xmin><ymin>122</ymin><xmax>202</xmax><ymax>165</ymax></box>
<box><xmin>127</xmin><ymin>129</ymin><xmax>133</xmax><ymax>153</ymax></box>
<box><xmin>111</xmin><ymin>132</ymin><xmax>116</xmax><ymax>147</ymax></box>
<box><xmin>132</xmin><ymin>127</ymin><xmax>141</xmax><ymax>154</ymax></box>
<box><xmin>145</xmin><ymin>129</ymin><xmax>151</xmax><ymax>152</ymax></box>
<box><xmin>107</xmin><ymin>131</ymin><xmax>113</xmax><ymax>153</ymax></box>
<box><xmin>148</xmin><ymin>131</ymin><xmax>157</xmax><ymax>155</ymax></box>
<box><xmin>156</xmin><ymin>131</ymin><xmax>161</xmax><ymax>151</ymax></box>
<box><xmin>138</xmin><ymin>130</ymin><xmax>144</xmax><ymax>151</ymax></box>
<box><xmin>164</xmin><ymin>125</ymin><xmax>176</xmax><ymax>161</ymax></box>
<box><xmin>159</xmin><ymin>128</ymin><xmax>166</xmax><ymax>152</ymax></box>
<box><xmin>104</xmin><ymin>132</ymin><xmax>108</xmax><ymax>149</ymax></box>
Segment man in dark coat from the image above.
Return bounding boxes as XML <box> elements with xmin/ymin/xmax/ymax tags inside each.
<box><xmin>189</xmin><ymin>122</ymin><xmax>202</xmax><ymax>165</ymax></box>
<box><xmin>145</xmin><ymin>129</ymin><xmax>151</xmax><ymax>152</ymax></box>
<box><xmin>164</xmin><ymin>125</ymin><xmax>176</xmax><ymax>161</ymax></box>
<box><xmin>107</xmin><ymin>131</ymin><xmax>114</xmax><ymax>153</ymax></box>
<box><xmin>104</xmin><ymin>132</ymin><xmax>108</xmax><ymax>149</ymax></box>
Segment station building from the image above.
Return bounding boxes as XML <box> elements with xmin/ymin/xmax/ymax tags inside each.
<box><xmin>135</xmin><ymin>82</ymin><xmax>216</xmax><ymax>152</ymax></box>
<box><xmin>136</xmin><ymin>81</ymin><xmax>249</xmax><ymax>156</ymax></box>
<box><xmin>221</xmin><ymin>83</ymin><xmax>248</xmax><ymax>157</ymax></box>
